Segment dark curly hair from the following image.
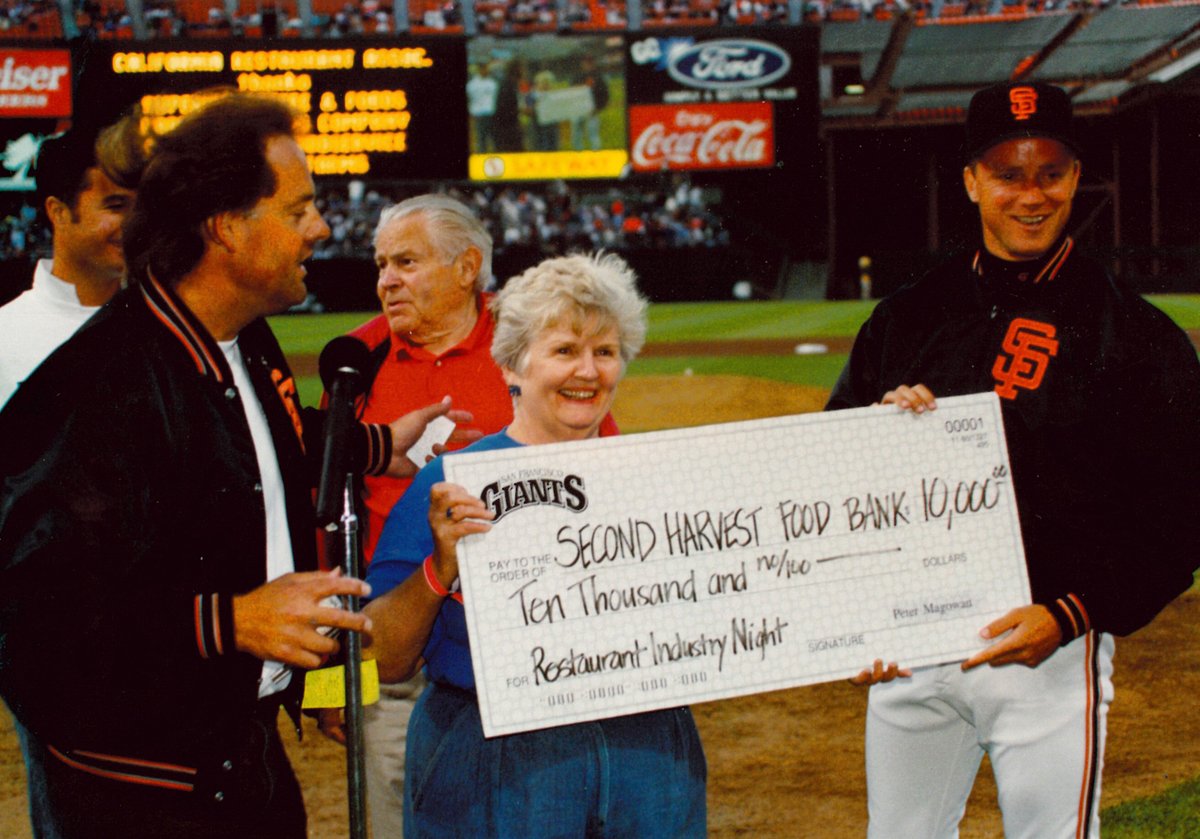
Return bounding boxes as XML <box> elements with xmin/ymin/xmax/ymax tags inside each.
<box><xmin>123</xmin><ymin>92</ymin><xmax>301</xmax><ymax>287</ymax></box>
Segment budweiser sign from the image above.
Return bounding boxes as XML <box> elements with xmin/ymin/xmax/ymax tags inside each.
<box><xmin>0</xmin><ymin>50</ymin><xmax>71</xmax><ymax>117</ymax></box>
<box><xmin>628</xmin><ymin>103</ymin><xmax>774</xmax><ymax>172</ymax></box>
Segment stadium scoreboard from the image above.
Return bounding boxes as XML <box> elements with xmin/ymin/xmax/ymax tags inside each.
<box><xmin>0</xmin><ymin>30</ymin><xmax>817</xmax><ymax>187</ymax></box>
<box><xmin>82</xmin><ymin>39</ymin><xmax>468</xmax><ymax>180</ymax></box>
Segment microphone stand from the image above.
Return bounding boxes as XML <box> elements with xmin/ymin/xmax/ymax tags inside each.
<box><xmin>315</xmin><ymin>337</ymin><xmax>372</xmax><ymax>839</ymax></box>
<box><xmin>334</xmin><ymin>476</ymin><xmax>367</xmax><ymax>839</ymax></box>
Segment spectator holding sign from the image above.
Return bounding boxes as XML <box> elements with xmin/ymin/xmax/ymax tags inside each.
<box><xmin>364</xmin><ymin>252</ymin><xmax>707</xmax><ymax>837</ymax></box>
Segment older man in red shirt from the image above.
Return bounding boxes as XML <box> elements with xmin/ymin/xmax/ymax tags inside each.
<box><xmin>349</xmin><ymin>196</ymin><xmax>507</xmax><ymax>560</ymax></box>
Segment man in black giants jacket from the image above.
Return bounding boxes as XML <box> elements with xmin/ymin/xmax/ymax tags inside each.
<box><xmin>828</xmin><ymin>82</ymin><xmax>1200</xmax><ymax>838</ymax></box>
<box><xmin>0</xmin><ymin>95</ymin><xmax>458</xmax><ymax>838</ymax></box>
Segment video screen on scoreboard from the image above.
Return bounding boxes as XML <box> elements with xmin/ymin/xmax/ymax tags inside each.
<box><xmin>467</xmin><ymin>34</ymin><xmax>628</xmax><ymax>182</ymax></box>
<box><xmin>74</xmin><ymin>38</ymin><xmax>468</xmax><ymax>180</ymax></box>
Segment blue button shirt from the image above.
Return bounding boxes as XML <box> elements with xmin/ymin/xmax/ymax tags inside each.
<box><xmin>367</xmin><ymin>430</ymin><xmax>523</xmax><ymax>690</ymax></box>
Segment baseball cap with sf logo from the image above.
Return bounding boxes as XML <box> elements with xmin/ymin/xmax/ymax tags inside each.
<box><xmin>963</xmin><ymin>81</ymin><xmax>1079</xmax><ymax>163</ymax></box>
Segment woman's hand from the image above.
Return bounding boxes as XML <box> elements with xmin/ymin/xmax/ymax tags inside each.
<box><xmin>427</xmin><ymin>482</ymin><xmax>495</xmax><ymax>589</ymax></box>
<box><xmin>365</xmin><ymin>486</ymin><xmax>493</xmax><ymax>685</ymax></box>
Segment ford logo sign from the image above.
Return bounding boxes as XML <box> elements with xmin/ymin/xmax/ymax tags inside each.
<box><xmin>666</xmin><ymin>40</ymin><xmax>792</xmax><ymax>90</ymax></box>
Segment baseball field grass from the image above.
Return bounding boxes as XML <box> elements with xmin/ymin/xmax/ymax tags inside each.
<box><xmin>270</xmin><ymin>294</ymin><xmax>1200</xmax><ymax>348</ymax></box>
<box><xmin>1104</xmin><ymin>777</ymin><xmax>1200</xmax><ymax>838</ymax></box>
<box><xmin>269</xmin><ymin>303</ymin><xmax>867</xmax><ymax>405</ymax></box>
<box><xmin>1149</xmin><ymin>293</ymin><xmax>1200</xmax><ymax>327</ymax></box>
<box><xmin>268</xmin><ymin>298</ymin><xmax>881</xmax><ymax>353</ymax></box>
<box><xmin>269</xmin><ymin>294</ymin><xmax>1200</xmax><ymax>405</ymax></box>
<box><xmin>266</xmin><ymin>295</ymin><xmax>1200</xmax><ymax>836</ymax></box>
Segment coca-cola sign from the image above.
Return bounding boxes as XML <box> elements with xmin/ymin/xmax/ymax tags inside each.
<box><xmin>666</xmin><ymin>40</ymin><xmax>790</xmax><ymax>91</ymax></box>
<box><xmin>628</xmin><ymin>103</ymin><xmax>774</xmax><ymax>172</ymax></box>
<box><xmin>0</xmin><ymin>50</ymin><xmax>71</xmax><ymax>117</ymax></box>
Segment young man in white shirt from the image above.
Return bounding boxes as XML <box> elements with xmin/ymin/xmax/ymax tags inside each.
<box><xmin>0</xmin><ymin>115</ymin><xmax>141</xmax><ymax>407</ymax></box>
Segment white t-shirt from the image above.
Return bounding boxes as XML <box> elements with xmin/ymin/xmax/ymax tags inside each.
<box><xmin>0</xmin><ymin>260</ymin><xmax>101</xmax><ymax>409</ymax></box>
<box><xmin>220</xmin><ymin>337</ymin><xmax>296</xmax><ymax>699</ymax></box>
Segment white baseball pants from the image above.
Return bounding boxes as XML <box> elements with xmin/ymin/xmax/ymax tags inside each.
<box><xmin>865</xmin><ymin>632</ymin><xmax>1113</xmax><ymax>839</ymax></box>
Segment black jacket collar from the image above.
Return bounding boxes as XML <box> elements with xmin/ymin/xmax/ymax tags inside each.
<box><xmin>138</xmin><ymin>272</ymin><xmax>234</xmax><ymax>386</ymax></box>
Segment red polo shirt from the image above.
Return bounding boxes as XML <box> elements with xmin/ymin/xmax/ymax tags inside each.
<box><xmin>349</xmin><ymin>294</ymin><xmax>512</xmax><ymax>562</ymax></box>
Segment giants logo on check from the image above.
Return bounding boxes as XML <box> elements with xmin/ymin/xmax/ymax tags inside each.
<box><xmin>481</xmin><ymin>473</ymin><xmax>589</xmax><ymax>522</ymax></box>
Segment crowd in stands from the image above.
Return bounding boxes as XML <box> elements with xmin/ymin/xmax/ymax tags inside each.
<box><xmin>0</xmin><ymin>0</ymin><xmax>62</xmax><ymax>35</ymax></box>
<box><xmin>0</xmin><ymin>175</ymin><xmax>729</xmax><ymax>279</ymax></box>
<box><xmin>815</xmin><ymin>0</ymin><xmax>1119</xmax><ymax>23</ymax></box>
<box><xmin>0</xmin><ymin>0</ymin><xmax>1158</xmax><ymax>39</ymax></box>
<box><xmin>313</xmin><ymin>177</ymin><xmax>730</xmax><ymax>263</ymax></box>
<box><xmin>0</xmin><ymin>201</ymin><xmax>48</xmax><ymax>263</ymax></box>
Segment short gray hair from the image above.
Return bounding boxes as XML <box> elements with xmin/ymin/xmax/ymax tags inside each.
<box><xmin>491</xmin><ymin>252</ymin><xmax>648</xmax><ymax>373</ymax></box>
<box><xmin>374</xmin><ymin>194</ymin><xmax>493</xmax><ymax>291</ymax></box>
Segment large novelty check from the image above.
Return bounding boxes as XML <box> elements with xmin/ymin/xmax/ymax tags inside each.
<box><xmin>444</xmin><ymin>392</ymin><xmax>1030</xmax><ymax>737</ymax></box>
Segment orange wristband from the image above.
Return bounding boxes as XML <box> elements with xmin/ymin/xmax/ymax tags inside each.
<box><xmin>422</xmin><ymin>554</ymin><xmax>450</xmax><ymax>597</ymax></box>
<box><xmin>422</xmin><ymin>555</ymin><xmax>463</xmax><ymax>603</ymax></box>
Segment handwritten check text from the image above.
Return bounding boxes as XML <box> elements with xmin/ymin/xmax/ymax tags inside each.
<box><xmin>445</xmin><ymin>393</ymin><xmax>1030</xmax><ymax>737</ymax></box>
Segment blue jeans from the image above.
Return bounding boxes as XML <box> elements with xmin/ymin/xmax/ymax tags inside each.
<box><xmin>405</xmin><ymin>682</ymin><xmax>707</xmax><ymax>838</ymax></box>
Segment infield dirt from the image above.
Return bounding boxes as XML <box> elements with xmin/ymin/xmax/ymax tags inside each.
<box><xmin>1</xmin><ymin>374</ymin><xmax>1196</xmax><ymax>838</ymax></box>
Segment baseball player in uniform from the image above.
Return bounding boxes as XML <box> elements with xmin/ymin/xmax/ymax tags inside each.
<box><xmin>828</xmin><ymin>81</ymin><xmax>1200</xmax><ymax>837</ymax></box>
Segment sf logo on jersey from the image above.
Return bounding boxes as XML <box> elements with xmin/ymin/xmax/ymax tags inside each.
<box><xmin>271</xmin><ymin>368</ymin><xmax>306</xmax><ymax>448</ymax></box>
<box><xmin>992</xmin><ymin>318</ymin><xmax>1059</xmax><ymax>400</ymax></box>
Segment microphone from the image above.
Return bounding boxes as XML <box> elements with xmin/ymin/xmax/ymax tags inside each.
<box><xmin>318</xmin><ymin>335</ymin><xmax>371</xmax><ymax>396</ymax></box>
<box><xmin>315</xmin><ymin>336</ymin><xmax>371</xmax><ymax>527</ymax></box>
